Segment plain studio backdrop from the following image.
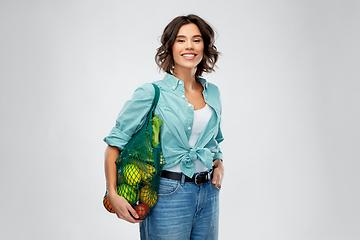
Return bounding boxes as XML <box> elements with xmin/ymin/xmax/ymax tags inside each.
<box><xmin>1</xmin><ymin>0</ymin><xmax>360</xmax><ymax>239</ymax></box>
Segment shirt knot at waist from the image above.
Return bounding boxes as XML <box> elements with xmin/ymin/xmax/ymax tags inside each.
<box><xmin>180</xmin><ymin>147</ymin><xmax>213</xmax><ymax>178</ymax></box>
<box><xmin>189</xmin><ymin>148</ymin><xmax>198</xmax><ymax>160</ymax></box>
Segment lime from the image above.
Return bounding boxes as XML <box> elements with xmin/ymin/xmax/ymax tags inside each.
<box><xmin>118</xmin><ymin>184</ymin><xmax>138</xmax><ymax>205</ymax></box>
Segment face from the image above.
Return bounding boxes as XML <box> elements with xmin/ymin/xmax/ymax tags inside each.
<box><xmin>172</xmin><ymin>23</ymin><xmax>204</xmax><ymax>74</ymax></box>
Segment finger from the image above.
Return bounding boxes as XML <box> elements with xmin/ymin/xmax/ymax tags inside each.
<box><xmin>122</xmin><ymin>203</ymin><xmax>142</xmax><ymax>223</ymax></box>
<box><xmin>128</xmin><ymin>205</ymin><xmax>140</xmax><ymax>220</ymax></box>
<box><xmin>124</xmin><ymin>211</ymin><xmax>143</xmax><ymax>224</ymax></box>
<box><xmin>212</xmin><ymin>176</ymin><xmax>218</xmax><ymax>185</ymax></box>
<box><xmin>216</xmin><ymin>177</ymin><xmax>222</xmax><ymax>189</ymax></box>
<box><xmin>117</xmin><ymin>208</ymin><xmax>142</xmax><ymax>223</ymax></box>
<box><xmin>215</xmin><ymin>175</ymin><xmax>221</xmax><ymax>188</ymax></box>
<box><xmin>212</xmin><ymin>170</ymin><xmax>218</xmax><ymax>184</ymax></box>
<box><xmin>212</xmin><ymin>170</ymin><xmax>222</xmax><ymax>189</ymax></box>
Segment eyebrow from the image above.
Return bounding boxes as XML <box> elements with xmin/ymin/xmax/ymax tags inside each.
<box><xmin>176</xmin><ymin>35</ymin><xmax>202</xmax><ymax>38</ymax></box>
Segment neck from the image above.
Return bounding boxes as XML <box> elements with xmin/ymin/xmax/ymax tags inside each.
<box><xmin>173</xmin><ymin>66</ymin><xmax>198</xmax><ymax>90</ymax></box>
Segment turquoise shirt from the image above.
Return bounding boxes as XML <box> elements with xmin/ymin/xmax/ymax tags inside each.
<box><xmin>104</xmin><ymin>73</ymin><xmax>224</xmax><ymax>178</ymax></box>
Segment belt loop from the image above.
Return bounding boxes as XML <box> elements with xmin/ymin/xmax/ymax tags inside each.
<box><xmin>180</xmin><ymin>173</ymin><xmax>186</xmax><ymax>185</ymax></box>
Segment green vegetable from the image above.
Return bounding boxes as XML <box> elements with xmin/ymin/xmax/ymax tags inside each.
<box><xmin>151</xmin><ymin>115</ymin><xmax>162</xmax><ymax>147</ymax></box>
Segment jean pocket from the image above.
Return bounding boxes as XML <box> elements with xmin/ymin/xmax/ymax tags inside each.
<box><xmin>158</xmin><ymin>178</ymin><xmax>181</xmax><ymax>197</ymax></box>
<box><xmin>211</xmin><ymin>182</ymin><xmax>221</xmax><ymax>191</ymax></box>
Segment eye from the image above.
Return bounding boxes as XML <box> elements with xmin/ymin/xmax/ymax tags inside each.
<box><xmin>176</xmin><ymin>38</ymin><xmax>185</xmax><ymax>43</ymax></box>
<box><xmin>193</xmin><ymin>38</ymin><xmax>202</xmax><ymax>43</ymax></box>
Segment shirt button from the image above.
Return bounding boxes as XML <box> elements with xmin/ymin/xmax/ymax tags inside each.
<box><xmin>172</xmin><ymin>86</ymin><xmax>175</xmax><ymax>90</ymax></box>
<box><xmin>188</xmin><ymin>127</ymin><xmax>191</xmax><ymax>130</ymax></box>
<box><xmin>179</xmin><ymin>81</ymin><xmax>182</xmax><ymax>84</ymax></box>
<box><xmin>188</xmin><ymin>104</ymin><xmax>192</xmax><ymax>107</ymax></box>
<box><xmin>182</xmin><ymin>95</ymin><xmax>185</xmax><ymax>98</ymax></box>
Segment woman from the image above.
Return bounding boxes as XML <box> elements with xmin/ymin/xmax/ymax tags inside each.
<box><xmin>104</xmin><ymin>14</ymin><xmax>224</xmax><ymax>240</ymax></box>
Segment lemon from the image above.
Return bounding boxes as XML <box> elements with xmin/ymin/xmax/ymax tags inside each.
<box><xmin>123</xmin><ymin>164</ymin><xmax>141</xmax><ymax>186</ymax></box>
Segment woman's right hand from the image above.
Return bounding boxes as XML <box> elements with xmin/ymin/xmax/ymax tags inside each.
<box><xmin>107</xmin><ymin>192</ymin><xmax>142</xmax><ymax>224</ymax></box>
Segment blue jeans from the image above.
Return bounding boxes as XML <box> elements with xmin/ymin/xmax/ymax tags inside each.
<box><xmin>139</xmin><ymin>174</ymin><xmax>220</xmax><ymax>240</ymax></box>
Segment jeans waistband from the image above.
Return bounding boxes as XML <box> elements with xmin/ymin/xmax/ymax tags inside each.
<box><xmin>161</xmin><ymin>170</ymin><xmax>212</xmax><ymax>185</ymax></box>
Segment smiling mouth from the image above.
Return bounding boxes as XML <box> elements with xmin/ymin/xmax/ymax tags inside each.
<box><xmin>182</xmin><ymin>54</ymin><xmax>197</xmax><ymax>59</ymax></box>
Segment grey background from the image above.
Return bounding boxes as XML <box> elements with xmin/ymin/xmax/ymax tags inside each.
<box><xmin>1</xmin><ymin>0</ymin><xmax>360</xmax><ymax>239</ymax></box>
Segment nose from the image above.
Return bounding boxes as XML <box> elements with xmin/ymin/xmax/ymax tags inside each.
<box><xmin>185</xmin><ymin>40</ymin><xmax>194</xmax><ymax>50</ymax></box>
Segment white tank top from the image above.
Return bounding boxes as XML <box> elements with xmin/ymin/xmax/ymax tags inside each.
<box><xmin>167</xmin><ymin>104</ymin><xmax>213</xmax><ymax>173</ymax></box>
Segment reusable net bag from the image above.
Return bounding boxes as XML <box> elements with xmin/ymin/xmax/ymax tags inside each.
<box><xmin>103</xmin><ymin>83</ymin><xmax>164</xmax><ymax>220</ymax></box>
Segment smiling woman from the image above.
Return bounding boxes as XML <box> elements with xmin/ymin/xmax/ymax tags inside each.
<box><xmin>155</xmin><ymin>14</ymin><xmax>219</xmax><ymax>79</ymax></box>
<box><xmin>104</xmin><ymin>14</ymin><xmax>224</xmax><ymax>240</ymax></box>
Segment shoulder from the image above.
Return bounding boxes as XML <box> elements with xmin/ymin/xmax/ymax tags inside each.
<box><xmin>198</xmin><ymin>77</ymin><xmax>221</xmax><ymax>95</ymax></box>
<box><xmin>206</xmin><ymin>82</ymin><xmax>221</xmax><ymax>95</ymax></box>
<box><xmin>152</xmin><ymin>79</ymin><xmax>167</xmax><ymax>89</ymax></box>
<box><xmin>202</xmin><ymin>80</ymin><xmax>222</xmax><ymax>112</ymax></box>
<box><xmin>204</xmin><ymin>81</ymin><xmax>221</xmax><ymax>101</ymax></box>
<box><xmin>132</xmin><ymin>82</ymin><xmax>156</xmax><ymax>100</ymax></box>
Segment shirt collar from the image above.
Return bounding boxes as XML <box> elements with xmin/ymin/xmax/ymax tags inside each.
<box><xmin>163</xmin><ymin>73</ymin><xmax>208</xmax><ymax>91</ymax></box>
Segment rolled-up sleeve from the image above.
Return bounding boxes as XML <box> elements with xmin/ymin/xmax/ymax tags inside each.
<box><xmin>103</xmin><ymin>83</ymin><xmax>155</xmax><ymax>150</ymax></box>
<box><xmin>212</xmin><ymin>123</ymin><xmax>224</xmax><ymax>161</ymax></box>
<box><xmin>213</xmin><ymin>88</ymin><xmax>224</xmax><ymax>161</ymax></box>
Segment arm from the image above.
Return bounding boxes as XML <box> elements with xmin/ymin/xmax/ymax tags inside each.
<box><xmin>212</xmin><ymin>119</ymin><xmax>224</xmax><ymax>189</ymax></box>
<box><xmin>104</xmin><ymin>145</ymin><xmax>141</xmax><ymax>223</ymax></box>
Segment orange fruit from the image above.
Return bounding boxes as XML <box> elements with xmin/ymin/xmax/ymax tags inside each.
<box><xmin>140</xmin><ymin>185</ymin><xmax>157</xmax><ymax>208</ymax></box>
<box><xmin>141</xmin><ymin>163</ymin><xmax>156</xmax><ymax>183</ymax></box>
<box><xmin>103</xmin><ymin>195</ymin><xmax>115</xmax><ymax>213</ymax></box>
<box><xmin>134</xmin><ymin>203</ymin><xmax>150</xmax><ymax>220</ymax></box>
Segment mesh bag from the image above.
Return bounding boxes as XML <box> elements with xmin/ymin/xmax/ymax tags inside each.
<box><xmin>103</xmin><ymin>83</ymin><xmax>164</xmax><ymax>220</ymax></box>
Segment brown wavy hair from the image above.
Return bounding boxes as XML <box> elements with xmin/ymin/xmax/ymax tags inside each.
<box><xmin>155</xmin><ymin>14</ymin><xmax>219</xmax><ymax>79</ymax></box>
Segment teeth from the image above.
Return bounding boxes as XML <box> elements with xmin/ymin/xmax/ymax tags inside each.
<box><xmin>183</xmin><ymin>54</ymin><xmax>195</xmax><ymax>57</ymax></box>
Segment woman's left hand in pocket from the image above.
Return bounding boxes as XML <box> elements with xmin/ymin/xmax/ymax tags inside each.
<box><xmin>211</xmin><ymin>159</ymin><xmax>224</xmax><ymax>189</ymax></box>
